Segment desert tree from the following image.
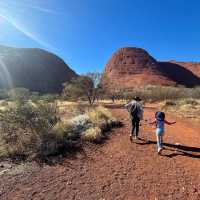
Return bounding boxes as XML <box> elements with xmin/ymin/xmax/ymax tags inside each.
<box><xmin>63</xmin><ymin>73</ymin><xmax>102</xmax><ymax>105</ymax></box>
<box><xmin>100</xmin><ymin>74</ymin><xmax>120</xmax><ymax>102</ymax></box>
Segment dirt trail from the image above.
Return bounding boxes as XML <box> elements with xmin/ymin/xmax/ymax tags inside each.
<box><xmin>0</xmin><ymin>106</ymin><xmax>200</xmax><ymax>200</ymax></box>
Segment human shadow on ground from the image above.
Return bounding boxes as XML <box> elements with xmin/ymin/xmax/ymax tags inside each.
<box><xmin>132</xmin><ymin>138</ymin><xmax>200</xmax><ymax>159</ymax></box>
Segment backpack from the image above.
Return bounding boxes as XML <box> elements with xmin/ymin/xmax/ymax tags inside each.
<box><xmin>130</xmin><ymin>104</ymin><xmax>138</xmax><ymax>118</ymax></box>
<box><xmin>155</xmin><ymin>111</ymin><xmax>165</xmax><ymax>121</ymax></box>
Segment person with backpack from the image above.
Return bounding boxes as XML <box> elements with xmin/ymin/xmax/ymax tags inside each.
<box><xmin>125</xmin><ymin>96</ymin><xmax>143</xmax><ymax>141</ymax></box>
<box><xmin>150</xmin><ymin>111</ymin><xmax>176</xmax><ymax>154</ymax></box>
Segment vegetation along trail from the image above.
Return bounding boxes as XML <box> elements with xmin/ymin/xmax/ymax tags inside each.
<box><xmin>0</xmin><ymin>105</ymin><xmax>200</xmax><ymax>200</ymax></box>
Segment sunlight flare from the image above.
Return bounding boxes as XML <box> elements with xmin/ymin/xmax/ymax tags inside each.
<box><xmin>0</xmin><ymin>58</ymin><xmax>13</xmax><ymax>89</ymax></box>
<box><xmin>0</xmin><ymin>13</ymin><xmax>51</xmax><ymax>48</ymax></box>
<box><xmin>0</xmin><ymin>1</ymin><xmax>54</xmax><ymax>48</ymax></box>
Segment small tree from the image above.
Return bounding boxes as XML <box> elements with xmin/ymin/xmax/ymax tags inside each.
<box><xmin>63</xmin><ymin>76</ymin><xmax>97</xmax><ymax>105</ymax></box>
<box><xmin>100</xmin><ymin>74</ymin><xmax>120</xmax><ymax>103</ymax></box>
<box><xmin>85</xmin><ymin>72</ymin><xmax>102</xmax><ymax>102</ymax></box>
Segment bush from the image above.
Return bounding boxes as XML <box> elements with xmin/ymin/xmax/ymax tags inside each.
<box><xmin>183</xmin><ymin>99</ymin><xmax>199</xmax><ymax>106</ymax></box>
<box><xmin>165</xmin><ymin>101</ymin><xmax>176</xmax><ymax>106</ymax></box>
<box><xmin>81</xmin><ymin>127</ymin><xmax>102</xmax><ymax>143</ymax></box>
<box><xmin>87</xmin><ymin>106</ymin><xmax>112</xmax><ymax>124</ymax></box>
<box><xmin>39</xmin><ymin>94</ymin><xmax>59</xmax><ymax>102</ymax></box>
<box><xmin>0</xmin><ymin>101</ymin><xmax>63</xmax><ymax>159</ymax></box>
<box><xmin>59</xmin><ymin>106</ymin><xmax>120</xmax><ymax>144</ymax></box>
<box><xmin>8</xmin><ymin>88</ymin><xmax>30</xmax><ymax>102</ymax></box>
<box><xmin>108</xmin><ymin>85</ymin><xmax>200</xmax><ymax>102</ymax></box>
<box><xmin>0</xmin><ymin>100</ymin><xmax>121</xmax><ymax>161</ymax></box>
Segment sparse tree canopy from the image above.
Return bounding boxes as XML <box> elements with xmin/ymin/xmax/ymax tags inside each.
<box><xmin>101</xmin><ymin>74</ymin><xmax>120</xmax><ymax>102</ymax></box>
<box><xmin>85</xmin><ymin>72</ymin><xmax>102</xmax><ymax>88</ymax></box>
<box><xmin>63</xmin><ymin>73</ymin><xmax>102</xmax><ymax>105</ymax></box>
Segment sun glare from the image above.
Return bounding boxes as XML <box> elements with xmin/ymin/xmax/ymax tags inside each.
<box><xmin>0</xmin><ymin>0</ymin><xmax>55</xmax><ymax>48</ymax></box>
<box><xmin>0</xmin><ymin>58</ymin><xmax>13</xmax><ymax>89</ymax></box>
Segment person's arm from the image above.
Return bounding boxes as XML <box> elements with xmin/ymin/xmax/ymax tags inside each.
<box><xmin>125</xmin><ymin>101</ymin><xmax>134</xmax><ymax>112</ymax></box>
<box><xmin>124</xmin><ymin>101</ymin><xmax>131</xmax><ymax>109</ymax></box>
<box><xmin>149</xmin><ymin>119</ymin><xmax>157</xmax><ymax>125</ymax></box>
<box><xmin>164</xmin><ymin>120</ymin><xmax>176</xmax><ymax>125</ymax></box>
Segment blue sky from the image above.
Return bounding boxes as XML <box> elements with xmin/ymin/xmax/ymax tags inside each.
<box><xmin>0</xmin><ymin>0</ymin><xmax>200</xmax><ymax>74</ymax></box>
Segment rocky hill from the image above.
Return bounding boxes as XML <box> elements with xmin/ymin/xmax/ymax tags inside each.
<box><xmin>169</xmin><ymin>61</ymin><xmax>200</xmax><ymax>78</ymax></box>
<box><xmin>0</xmin><ymin>45</ymin><xmax>77</xmax><ymax>93</ymax></box>
<box><xmin>102</xmin><ymin>47</ymin><xmax>200</xmax><ymax>90</ymax></box>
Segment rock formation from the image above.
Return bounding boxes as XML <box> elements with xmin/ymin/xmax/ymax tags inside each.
<box><xmin>0</xmin><ymin>45</ymin><xmax>77</xmax><ymax>93</ymax></box>
<box><xmin>102</xmin><ymin>47</ymin><xmax>200</xmax><ymax>90</ymax></box>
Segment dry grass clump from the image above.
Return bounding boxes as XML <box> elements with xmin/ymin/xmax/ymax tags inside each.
<box><xmin>59</xmin><ymin>106</ymin><xmax>120</xmax><ymax>143</ymax></box>
<box><xmin>162</xmin><ymin>98</ymin><xmax>200</xmax><ymax>120</ymax></box>
<box><xmin>79</xmin><ymin>106</ymin><xmax>121</xmax><ymax>143</ymax></box>
<box><xmin>87</xmin><ymin>106</ymin><xmax>118</xmax><ymax>130</ymax></box>
<box><xmin>81</xmin><ymin>127</ymin><xmax>102</xmax><ymax>143</ymax></box>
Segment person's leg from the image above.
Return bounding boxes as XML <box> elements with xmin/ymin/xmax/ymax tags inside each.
<box><xmin>160</xmin><ymin>135</ymin><xmax>163</xmax><ymax>148</ymax></box>
<box><xmin>156</xmin><ymin>134</ymin><xmax>161</xmax><ymax>150</ymax></box>
<box><xmin>131</xmin><ymin>118</ymin><xmax>136</xmax><ymax>136</ymax></box>
<box><xmin>135</xmin><ymin>118</ymin><xmax>140</xmax><ymax>138</ymax></box>
<box><xmin>130</xmin><ymin>118</ymin><xmax>136</xmax><ymax>141</ymax></box>
<box><xmin>156</xmin><ymin>129</ymin><xmax>162</xmax><ymax>153</ymax></box>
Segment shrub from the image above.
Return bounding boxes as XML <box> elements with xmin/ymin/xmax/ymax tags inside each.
<box><xmin>165</xmin><ymin>101</ymin><xmax>177</xmax><ymax>106</ymax></box>
<box><xmin>70</xmin><ymin>114</ymin><xmax>90</xmax><ymax>133</ymax></box>
<box><xmin>81</xmin><ymin>127</ymin><xmax>102</xmax><ymax>143</ymax></box>
<box><xmin>87</xmin><ymin>106</ymin><xmax>119</xmax><ymax>131</ymax></box>
<box><xmin>87</xmin><ymin>106</ymin><xmax>112</xmax><ymax>125</ymax></box>
<box><xmin>0</xmin><ymin>99</ymin><xmax>121</xmax><ymax>161</ymax></box>
<box><xmin>39</xmin><ymin>94</ymin><xmax>59</xmax><ymax>103</ymax></box>
<box><xmin>183</xmin><ymin>99</ymin><xmax>199</xmax><ymax>106</ymax></box>
<box><xmin>0</xmin><ymin>101</ymin><xmax>63</xmax><ymax>159</ymax></box>
<box><xmin>8</xmin><ymin>88</ymin><xmax>30</xmax><ymax>102</ymax></box>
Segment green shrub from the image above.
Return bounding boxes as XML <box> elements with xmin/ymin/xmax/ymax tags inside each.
<box><xmin>0</xmin><ymin>101</ymin><xmax>63</xmax><ymax>159</ymax></box>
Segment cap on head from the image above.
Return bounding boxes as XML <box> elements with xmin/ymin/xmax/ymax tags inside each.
<box><xmin>134</xmin><ymin>96</ymin><xmax>142</xmax><ymax>101</ymax></box>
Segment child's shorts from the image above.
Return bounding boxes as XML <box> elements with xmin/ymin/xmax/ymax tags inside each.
<box><xmin>156</xmin><ymin>128</ymin><xmax>164</xmax><ymax>136</ymax></box>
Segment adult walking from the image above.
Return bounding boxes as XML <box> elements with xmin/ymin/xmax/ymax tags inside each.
<box><xmin>125</xmin><ymin>96</ymin><xmax>143</xmax><ymax>141</ymax></box>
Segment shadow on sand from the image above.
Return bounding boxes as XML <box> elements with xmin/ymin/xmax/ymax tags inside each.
<box><xmin>133</xmin><ymin>138</ymin><xmax>200</xmax><ymax>159</ymax></box>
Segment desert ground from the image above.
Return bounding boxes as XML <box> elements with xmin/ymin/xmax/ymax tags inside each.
<box><xmin>0</xmin><ymin>104</ymin><xmax>200</xmax><ymax>200</ymax></box>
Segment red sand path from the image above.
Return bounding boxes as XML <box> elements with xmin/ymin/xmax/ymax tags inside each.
<box><xmin>0</xmin><ymin>106</ymin><xmax>200</xmax><ymax>200</ymax></box>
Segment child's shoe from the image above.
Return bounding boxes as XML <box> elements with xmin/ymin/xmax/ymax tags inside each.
<box><xmin>158</xmin><ymin>147</ymin><xmax>163</xmax><ymax>155</ymax></box>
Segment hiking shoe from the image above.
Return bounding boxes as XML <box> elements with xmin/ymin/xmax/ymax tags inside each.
<box><xmin>158</xmin><ymin>148</ymin><xmax>163</xmax><ymax>155</ymax></box>
<box><xmin>133</xmin><ymin>136</ymin><xmax>138</xmax><ymax>140</ymax></box>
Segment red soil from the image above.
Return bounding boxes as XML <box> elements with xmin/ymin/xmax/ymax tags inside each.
<box><xmin>0</xmin><ymin>106</ymin><xmax>200</xmax><ymax>200</ymax></box>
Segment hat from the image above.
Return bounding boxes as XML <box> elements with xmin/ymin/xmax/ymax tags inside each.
<box><xmin>134</xmin><ymin>96</ymin><xmax>142</xmax><ymax>101</ymax></box>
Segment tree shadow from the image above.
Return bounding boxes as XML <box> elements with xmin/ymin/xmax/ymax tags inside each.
<box><xmin>134</xmin><ymin>138</ymin><xmax>200</xmax><ymax>159</ymax></box>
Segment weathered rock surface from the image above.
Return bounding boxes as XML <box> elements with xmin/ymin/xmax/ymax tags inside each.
<box><xmin>0</xmin><ymin>45</ymin><xmax>77</xmax><ymax>93</ymax></box>
<box><xmin>102</xmin><ymin>47</ymin><xmax>200</xmax><ymax>90</ymax></box>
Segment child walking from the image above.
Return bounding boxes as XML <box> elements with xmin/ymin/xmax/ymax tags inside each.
<box><xmin>150</xmin><ymin>111</ymin><xmax>176</xmax><ymax>154</ymax></box>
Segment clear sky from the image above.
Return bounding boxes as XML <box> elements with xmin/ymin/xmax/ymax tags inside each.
<box><xmin>0</xmin><ymin>0</ymin><xmax>200</xmax><ymax>74</ymax></box>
